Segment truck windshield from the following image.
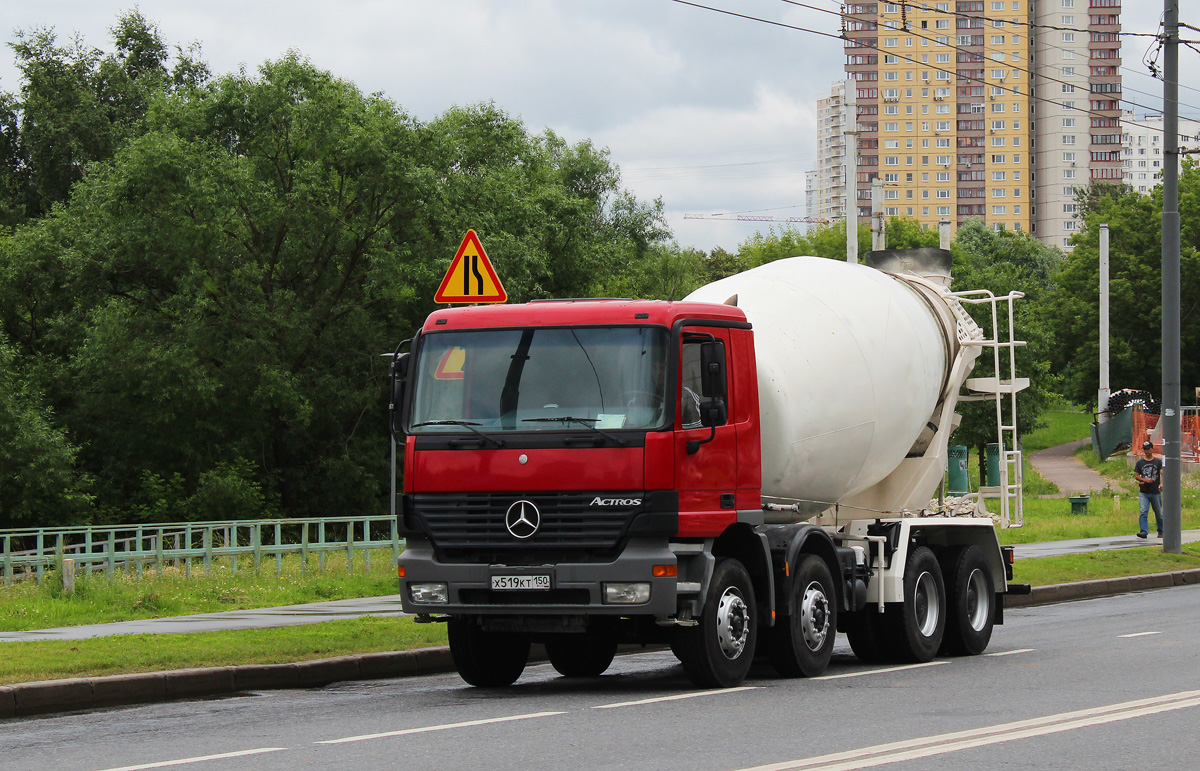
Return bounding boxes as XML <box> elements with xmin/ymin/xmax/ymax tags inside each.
<box><xmin>409</xmin><ymin>326</ymin><xmax>670</xmax><ymax>432</ymax></box>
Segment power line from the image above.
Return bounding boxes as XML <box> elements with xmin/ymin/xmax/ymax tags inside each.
<box><xmin>772</xmin><ymin>0</ymin><xmax>1200</xmax><ymax>114</ymax></box>
<box><xmin>670</xmin><ymin>0</ymin><xmax>1183</xmax><ymax>135</ymax></box>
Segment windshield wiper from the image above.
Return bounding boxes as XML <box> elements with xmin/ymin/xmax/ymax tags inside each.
<box><xmin>522</xmin><ymin>416</ymin><xmax>627</xmax><ymax>446</ymax></box>
<box><xmin>410</xmin><ymin>420</ymin><xmax>506</xmax><ymax>448</ymax></box>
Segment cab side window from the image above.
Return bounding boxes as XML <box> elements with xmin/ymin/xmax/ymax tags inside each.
<box><xmin>681</xmin><ymin>334</ymin><xmax>728</xmax><ymax>429</ymax></box>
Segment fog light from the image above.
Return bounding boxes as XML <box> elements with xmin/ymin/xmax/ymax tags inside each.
<box><xmin>604</xmin><ymin>582</ymin><xmax>650</xmax><ymax>604</ymax></box>
<box><xmin>409</xmin><ymin>583</ymin><xmax>449</xmax><ymax>604</ymax></box>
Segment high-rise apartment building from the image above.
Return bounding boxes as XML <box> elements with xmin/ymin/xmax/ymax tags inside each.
<box><xmin>1121</xmin><ymin>111</ymin><xmax>1200</xmax><ymax>194</ymax></box>
<box><xmin>814</xmin><ymin>81</ymin><xmax>852</xmax><ymax>222</ymax></box>
<box><xmin>838</xmin><ymin>1</ymin><xmax>1121</xmax><ymax>247</ymax></box>
<box><xmin>1032</xmin><ymin>0</ymin><xmax>1122</xmax><ymax>250</ymax></box>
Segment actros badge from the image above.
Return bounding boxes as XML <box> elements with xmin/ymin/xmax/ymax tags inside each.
<box><xmin>505</xmin><ymin>500</ymin><xmax>541</xmax><ymax>539</ymax></box>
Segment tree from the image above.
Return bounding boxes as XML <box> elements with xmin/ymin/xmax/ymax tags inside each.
<box><xmin>0</xmin><ymin>11</ymin><xmax>207</xmax><ymax>226</ymax></box>
<box><xmin>1044</xmin><ymin>162</ymin><xmax>1200</xmax><ymax>406</ymax></box>
<box><xmin>0</xmin><ymin>335</ymin><xmax>91</xmax><ymax>527</ymax></box>
<box><xmin>0</xmin><ymin>43</ymin><xmax>669</xmax><ymax>525</ymax></box>
<box><xmin>950</xmin><ymin>219</ymin><xmax>1061</xmax><ymax>483</ymax></box>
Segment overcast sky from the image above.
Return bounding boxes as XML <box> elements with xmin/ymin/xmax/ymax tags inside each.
<box><xmin>1</xmin><ymin>0</ymin><xmax>1194</xmax><ymax>253</ymax></box>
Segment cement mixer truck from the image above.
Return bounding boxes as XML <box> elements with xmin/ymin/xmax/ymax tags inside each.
<box><xmin>391</xmin><ymin>251</ymin><xmax>1029</xmax><ymax>688</ymax></box>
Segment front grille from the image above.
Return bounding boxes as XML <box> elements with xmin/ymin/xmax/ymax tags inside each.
<box><xmin>459</xmin><ymin>589</ymin><xmax>592</xmax><ymax>605</ymax></box>
<box><xmin>409</xmin><ymin>491</ymin><xmax>644</xmax><ymax>564</ymax></box>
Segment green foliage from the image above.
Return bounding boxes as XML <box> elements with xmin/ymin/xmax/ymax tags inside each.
<box><xmin>1043</xmin><ymin>161</ymin><xmax>1200</xmax><ymax>406</ymax></box>
<box><xmin>0</xmin><ymin>22</ymin><xmax>670</xmax><ymax>527</ymax></box>
<box><xmin>949</xmin><ymin>219</ymin><xmax>1062</xmax><ymax>474</ymax></box>
<box><xmin>0</xmin><ymin>336</ymin><xmax>92</xmax><ymax>524</ymax></box>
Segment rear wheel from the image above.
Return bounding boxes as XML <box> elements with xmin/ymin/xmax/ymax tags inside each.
<box><xmin>675</xmin><ymin>557</ymin><xmax>757</xmax><ymax>688</ymax></box>
<box><xmin>769</xmin><ymin>554</ymin><xmax>837</xmax><ymax>677</ymax></box>
<box><xmin>891</xmin><ymin>545</ymin><xmax>946</xmax><ymax>662</ymax></box>
<box><xmin>546</xmin><ymin>633</ymin><xmax>618</xmax><ymax>678</ymax></box>
<box><xmin>845</xmin><ymin>605</ymin><xmax>891</xmax><ymax>663</ymax></box>
<box><xmin>939</xmin><ymin>545</ymin><xmax>996</xmax><ymax>656</ymax></box>
<box><xmin>448</xmin><ymin>617</ymin><xmax>530</xmax><ymax>687</ymax></box>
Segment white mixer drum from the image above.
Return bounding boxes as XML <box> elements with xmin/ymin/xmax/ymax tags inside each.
<box><xmin>684</xmin><ymin>256</ymin><xmax>951</xmax><ymax>518</ymax></box>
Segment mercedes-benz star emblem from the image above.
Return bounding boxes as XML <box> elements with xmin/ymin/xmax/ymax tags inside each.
<box><xmin>505</xmin><ymin>500</ymin><xmax>540</xmax><ymax>539</ymax></box>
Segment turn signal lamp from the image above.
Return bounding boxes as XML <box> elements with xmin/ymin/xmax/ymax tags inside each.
<box><xmin>397</xmin><ymin>566</ymin><xmax>406</xmax><ymax>578</ymax></box>
<box><xmin>652</xmin><ymin>565</ymin><xmax>678</xmax><ymax>578</ymax></box>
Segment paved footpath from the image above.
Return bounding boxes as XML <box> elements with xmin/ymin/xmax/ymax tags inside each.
<box><xmin>1028</xmin><ymin>438</ymin><xmax>1113</xmax><ymax>496</ymax></box>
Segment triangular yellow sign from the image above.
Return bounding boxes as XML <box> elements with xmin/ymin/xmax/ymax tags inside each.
<box><xmin>434</xmin><ymin>230</ymin><xmax>507</xmax><ymax>303</ymax></box>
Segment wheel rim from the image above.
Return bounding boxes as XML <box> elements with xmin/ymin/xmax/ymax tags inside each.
<box><xmin>716</xmin><ymin>586</ymin><xmax>750</xmax><ymax>660</ymax></box>
<box><xmin>965</xmin><ymin>568</ymin><xmax>991</xmax><ymax>631</ymax></box>
<box><xmin>913</xmin><ymin>570</ymin><xmax>941</xmax><ymax>638</ymax></box>
<box><xmin>799</xmin><ymin>581</ymin><xmax>831</xmax><ymax>651</ymax></box>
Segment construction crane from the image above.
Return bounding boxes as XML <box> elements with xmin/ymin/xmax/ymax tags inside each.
<box><xmin>683</xmin><ymin>213</ymin><xmax>827</xmax><ymax>224</ymax></box>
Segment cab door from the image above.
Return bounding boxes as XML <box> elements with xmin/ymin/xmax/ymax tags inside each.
<box><xmin>675</xmin><ymin>326</ymin><xmax>738</xmax><ymax>535</ymax></box>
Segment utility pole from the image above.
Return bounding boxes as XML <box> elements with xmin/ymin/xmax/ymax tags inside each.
<box><xmin>871</xmin><ymin>179</ymin><xmax>886</xmax><ymax>251</ymax></box>
<box><xmin>1161</xmin><ymin>0</ymin><xmax>1182</xmax><ymax>555</ymax></box>
<box><xmin>845</xmin><ymin>78</ymin><xmax>859</xmax><ymax>264</ymax></box>
<box><xmin>1098</xmin><ymin>224</ymin><xmax>1110</xmax><ymax>423</ymax></box>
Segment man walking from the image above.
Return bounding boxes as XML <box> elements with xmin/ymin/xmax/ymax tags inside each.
<box><xmin>1134</xmin><ymin>440</ymin><xmax>1164</xmax><ymax>539</ymax></box>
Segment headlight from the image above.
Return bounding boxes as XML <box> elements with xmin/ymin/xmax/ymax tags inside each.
<box><xmin>409</xmin><ymin>583</ymin><xmax>449</xmax><ymax>604</ymax></box>
<box><xmin>604</xmin><ymin>582</ymin><xmax>650</xmax><ymax>605</ymax></box>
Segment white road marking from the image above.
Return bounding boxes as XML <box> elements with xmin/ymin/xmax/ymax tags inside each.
<box><xmin>1118</xmin><ymin>631</ymin><xmax>1163</xmax><ymax>638</ymax></box>
<box><xmin>593</xmin><ymin>686</ymin><xmax>760</xmax><ymax>709</ymax></box>
<box><xmin>811</xmin><ymin>661</ymin><xmax>948</xmax><ymax>680</ymax></box>
<box><xmin>316</xmin><ymin>711</ymin><xmax>566</xmax><ymax>744</ymax></box>
<box><xmin>95</xmin><ymin>748</ymin><xmax>288</xmax><ymax>771</ymax></box>
<box><xmin>735</xmin><ymin>689</ymin><xmax>1200</xmax><ymax>771</ymax></box>
<box><xmin>984</xmin><ymin>648</ymin><xmax>1036</xmax><ymax>657</ymax></box>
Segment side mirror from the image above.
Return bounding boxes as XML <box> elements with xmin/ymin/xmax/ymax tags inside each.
<box><xmin>699</xmin><ymin>341</ymin><xmax>726</xmax><ymax>399</ymax></box>
<box><xmin>390</xmin><ymin>352</ymin><xmax>410</xmax><ymax>436</ymax></box>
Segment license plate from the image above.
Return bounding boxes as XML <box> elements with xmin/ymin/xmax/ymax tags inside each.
<box><xmin>491</xmin><ymin>575</ymin><xmax>551</xmax><ymax>591</ymax></box>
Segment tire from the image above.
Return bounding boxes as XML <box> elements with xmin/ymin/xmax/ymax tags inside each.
<box><xmin>768</xmin><ymin>554</ymin><xmax>837</xmax><ymax>677</ymax></box>
<box><xmin>675</xmin><ymin>557</ymin><xmax>758</xmax><ymax>688</ymax></box>
<box><xmin>447</xmin><ymin>617</ymin><xmax>531</xmax><ymax>687</ymax></box>
<box><xmin>546</xmin><ymin>634</ymin><xmax>618</xmax><ymax>678</ymax></box>
<box><xmin>891</xmin><ymin>545</ymin><xmax>947</xmax><ymax>663</ymax></box>
<box><xmin>845</xmin><ymin>605</ymin><xmax>891</xmax><ymax>664</ymax></box>
<box><xmin>939</xmin><ymin>545</ymin><xmax>996</xmax><ymax>656</ymax></box>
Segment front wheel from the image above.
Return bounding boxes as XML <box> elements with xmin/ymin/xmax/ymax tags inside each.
<box><xmin>448</xmin><ymin>617</ymin><xmax>531</xmax><ymax>687</ymax></box>
<box><xmin>545</xmin><ymin>633</ymin><xmax>618</xmax><ymax>678</ymax></box>
<box><xmin>675</xmin><ymin>557</ymin><xmax>758</xmax><ymax>688</ymax></box>
<box><xmin>939</xmin><ymin>545</ymin><xmax>996</xmax><ymax>656</ymax></box>
<box><xmin>769</xmin><ymin>554</ymin><xmax>837</xmax><ymax>677</ymax></box>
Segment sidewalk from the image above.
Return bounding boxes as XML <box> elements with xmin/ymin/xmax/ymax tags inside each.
<box><xmin>1027</xmin><ymin>438</ymin><xmax>1112</xmax><ymax>497</ymax></box>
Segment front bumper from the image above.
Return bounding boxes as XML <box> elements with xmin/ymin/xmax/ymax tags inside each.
<box><xmin>398</xmin><ymin>536</ymin><xmax>680</xmax><ymax>616</ymax></box>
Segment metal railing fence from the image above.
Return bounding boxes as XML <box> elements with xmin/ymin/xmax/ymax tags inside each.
<box><xmin>1</xmin><ymin>516</ymin><xmax>403</xmax><ymax>585</ymax></box>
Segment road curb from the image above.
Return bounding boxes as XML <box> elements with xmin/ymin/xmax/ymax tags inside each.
<box><xmin>1003</xmin><ymin>567</ymin><xmax>1200</xmax><ymax>608</ymax></box>
<box><xmin>4</xmin><ymin>573</ymin><xmax>1200</xmax><ymax>720</ymax></box>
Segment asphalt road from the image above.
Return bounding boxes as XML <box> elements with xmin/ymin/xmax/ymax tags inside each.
<box><xmin>6</xmin><ymin>586</ymin><xmax>1199</xmax><ymax>771</ymax></box>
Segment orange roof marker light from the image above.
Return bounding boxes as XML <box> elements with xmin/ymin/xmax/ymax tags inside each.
<box><xmin>434</xmin><ymin>229</ymin><xmax>507</xmax><ymax>304</ymax></box>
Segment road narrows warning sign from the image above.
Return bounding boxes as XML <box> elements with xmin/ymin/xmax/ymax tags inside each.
<box><xmin>434</xmin><ymin>230</ymin><xmax>507</xmax><ymax>303</ymax></box>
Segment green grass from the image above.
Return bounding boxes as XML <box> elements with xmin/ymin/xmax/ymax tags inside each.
<box><xmin>0</xmin><ymin>616</ymin><xmax>447</xmax><ymax>685</ymax></box>
<box><xmin>1021</xmin><ymin>406</ymin><xmax>1095</xmax><ymax>452</ymax></box>
<box><xmin>1014</xmin><ymin>541</ymin><xmax>1200</xmax><ymax>586</ymax></box>
<box><xmin>0</xmin><ymin>549</ymin><xmax>400</xmax><ymax>632</ymax></box>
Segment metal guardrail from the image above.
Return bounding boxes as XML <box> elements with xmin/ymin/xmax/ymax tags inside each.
<box><xmin>0</xmin><ymin>516</ymin><xmax>404</xmax><ymax>585</ymax></box>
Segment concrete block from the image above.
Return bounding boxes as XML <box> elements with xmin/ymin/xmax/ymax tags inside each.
<box><xmin>13</xmin><ymin>678</ymin><xmax>92</xmax><ymax>715</ymax></box>
<box><xmin>1182</xmin><ymin>569</ymin><xmax>1200</xmax><ymax>585</ymax></box>
<box><xmin>234</xmin><ymin>663</ymin><xmax>299</xmax><ymax>691</ymax></box>
<box><xmin>0</xmin><ymin>686</ymin><xmax>15</xmax><ymax>718</ymax></box>
<box><xmin>1131</xmin><ymin>573</ymin><xmax>1174</xmax><ymax>591</ymax></box>
<box><xmin>90</xmin><ymin>672</ymin><xmax>167</xmax><ymax>706</ymax></box>
<box><xmin>357</xmin><ymin>651</ymin><xmax>408</xmax><ymax>680</ymax></box>
<box><xmin>293</xmin><ymin>656</ymin><xmax>360</xmax><ymax>687</ymax></box>
<box><xmin>163</xmin><ymin>667</ymin><xmax>236</xmax><ymax>698</ymax></box>
<box><xmin>1031</xmin><ymin>584</ymin><xmax>1060</xmax><ymax>605</ymax></box>
<box><xmin>1106</xmin><ymin>577</ymin><xmax>1131</xmax><ymax>596</ymax></box>
<box><xmin>407</xmin><ymin>646</ymin><xmax>456</xmax><ymax>674</ymax></box>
